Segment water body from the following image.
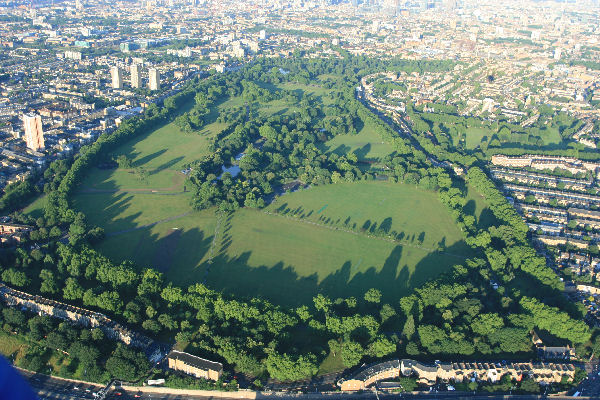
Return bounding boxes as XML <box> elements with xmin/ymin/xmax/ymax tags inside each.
<box><xmin>217</xmin><ymin>152</ymin><xmax>246</xmax><ymax>180</ymax></box>
<box><xmin>219</xmin><ymin>165</ymin><xmax>241</xmax><ymax>179</ymax></box>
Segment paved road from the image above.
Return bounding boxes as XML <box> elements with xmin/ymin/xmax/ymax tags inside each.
<box><xmin>110</xmin><ymin>389</ymin><xmax>591</xmax><ymax>400</ymax></box>
<box><xmin>19</xmin><ymin>369</ymin><xmax>101</xmax><ymax>400</ymax></box>
<box><xmin>16</xmin><ymin>369</ymin><xmax>592</xmax><ymax>400</ymax></box>
<box><xmin>574</xmin><ymin>360</ymin><xmax>600</xmax><ymax>398</ymax></box>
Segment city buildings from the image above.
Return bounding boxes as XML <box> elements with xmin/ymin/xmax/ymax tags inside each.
<box><xmin>130</xmin><ymin>64</ymin><xmax>142</xmax><ymax>89</ymax></box>
<box><xmin>148</xmin><ymin>68</ymin><xmax>160</xmax><ymax>91</ymax></box>
<box><xmin>22</xmin><ymin>113</ymin><xmax>44</xmax><ymax>151</ymax></box>
<box><xmin>0</xmin><ymin>283</ymin><xmax>154</xmax><ymax>350</ymax></box>
<box><xmin>339</xmin><ymin>359</ymin><xmax>577</xmax><ymax>391</ymax></box>
<box><xmin>111</xmin><ymin>66</ymin><xmax>123</xmax><ymax>89</ymax></box>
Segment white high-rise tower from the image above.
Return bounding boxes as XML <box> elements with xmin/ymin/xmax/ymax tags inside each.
<box><xmin>148</xmin><ymin>68</ymin><xmax>160</xmax><ymax>91</ymax></box>
<box><xmin>111</xmin><ymin>66</ymin><xmax>123</xmax><ymax>89</ymax></box>
<box><xmin>130</xmin><ymin>64</ymin><xmax>142</xmax><ymax>88</ymax></box>
<box><xmin>23</xmin><ymin>114</ymin><xmax>45</xmax><ymax>151</ymax></box>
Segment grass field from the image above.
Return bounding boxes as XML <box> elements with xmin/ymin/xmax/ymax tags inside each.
<box><xmin>265</xmin><ymin>182</ymin><xmax>465</xmax><ymax>247</ymax></box>
<box><xmin>23</xmin><ymin>194</ymin><xmax>47</xmax><ymax>219</ymax></box>
<box><xmin>72</xmin><ymin>80</ymin><xmax>479</xmax><ymax>307</ymax></box>
<box><xmin>202</xmin><ymin>182</ymin><xmax>474</xmax><ymax>306</ymax></box>
<box><xmin>464</xmin><ymin>185</ymin><xmax>497</xmax><ymax>230</ymax></box>
<box><xmin>0</xmin><ymin>331</ymin><xmax>27</xmax><ymax>361</ymax></box>
<box><xmin>77</xmin><ymin>178</ymin><xmax>474</xmax><ymax>307</ymax></box>
<box><xmin>465</xmin><ymin>126</ymin><xmax>493</xmax><ymax>149</ymax></box>
<box><xmin>318</xmin><ymin>119</ymin><xmax>395</xmax><ymax>161</ymax></box>
<box><xmin>464</xmin><ymin>125</ymin><xmax>562</xmax><ymax>150</ymax></box>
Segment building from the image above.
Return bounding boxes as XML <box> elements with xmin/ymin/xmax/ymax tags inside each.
<box><xmin>166</xmin><ymin>350</ymin><xmax>223</xmax><ymax>381</ymax></box>
<box><xmin>148</xmin><ymin>68</ymin><xmax>160</xmax><ymax>91</ymax></box>
<box><xmin>0</xmin><ymin>283</ymin><xmax>153</xmax><ymax>350</ymax></box>
<box><xmin>554</xmin><ymin>48</ymin><xmax>562</xmax><ymax>60</ymax></box>
<box><xmin>0</xmin><ymin>223</ymin><xmax>32</xmax><ymax>244</ymax></box>
<box><xmin>64</xmin><ymin>50</ymin><xmax>82</xmax><ymax>60</ymax></box>
<box><xmin>130</xmin><ymin>64</ymin><xmax>142</xmax><ymax>89</ymax></box>
<box><xmin>22</xmin><ymin>113</ymin><xmax>44</xmax><ymax>151</ymax></box>
<box><xmin>338</xmin><ymin>359</ymin><xmax>576</xmax><ymax>391</ymax></box>
<box><xmin>111</xmin><ymin>66</ymin><xmax>123</xmax><ymax>89</ymax></box>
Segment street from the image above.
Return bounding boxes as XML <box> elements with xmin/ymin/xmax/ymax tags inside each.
<box><xmin>17</xmin><ymin>368</ymin><xmax>594</xmax><ymax>400</ymax></box>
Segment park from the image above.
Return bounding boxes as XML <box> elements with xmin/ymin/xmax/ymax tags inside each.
<box><xmin>66</xmin><ymin>77</ymin><xmax>485</xmax><ymax>308</ymax></box>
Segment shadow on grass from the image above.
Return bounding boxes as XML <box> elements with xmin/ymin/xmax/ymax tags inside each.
<box><xmin>203</xmin><ymin>239</ymin><xmax>471</xmax><ymax>308</ymax></box>
<box><xmin>151</xmin><ymin>156</ymin><xmax>185</xmax><ymax>175</ymax></box>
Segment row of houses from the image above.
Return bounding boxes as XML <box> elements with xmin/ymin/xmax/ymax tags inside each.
<box><xmin>338</xmin><ymin>359</ymin><xmax>577</xmax><ymax>391</ymax></box>
<box><xmin>491</xmin><ymin>154</ymin><xmax>600</xmax><ymax>177</ymax></box>
<box><xmin>490</xmin><ymin>167</ymin><xmax>593</xmax><ymax>192</ymax></box>
<box><xmin>504</xmin><ymin>183</ymin><xmax>600</xmax><ymax>208</ymax></box>
<box><xmin>0</xmin><ymin>282</ymin><xmax>153</xmax><ymax>350</ymax></box>
<box><xmin>166</xmin><ymin>350</ymin><xmax>223</xmax><ymax>382</ymax></box>
<box><xmin>0</xmin><ymin>282</ymin><xmax>228</xmax><ymax>380</ymax></box>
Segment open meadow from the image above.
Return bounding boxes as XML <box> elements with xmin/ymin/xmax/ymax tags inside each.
<box><xmin>70</xmin><ymin>80</ymin><xmax>482</xmax><ymax>307</ymax></box>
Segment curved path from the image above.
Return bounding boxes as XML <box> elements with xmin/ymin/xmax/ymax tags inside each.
<box><xmin>106</xmin><ymin>211</ymin><xmax>191</xmax><ymax>237</ymax></box>
<box><xmin>80</xmin><ymin>170</ymin><xmax>186</xmax><ymax>194</ymax></box>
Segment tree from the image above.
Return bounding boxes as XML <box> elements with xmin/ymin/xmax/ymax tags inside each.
<box><xmin>2</xmin><ymin>308</ymin><xmax>26</xmax><ymax>330</ymax></box>
<box><xmin>520</xmin><ymin>297</ymin><xmax>591</xmax><ymax>343</ymax></box>
<box><xmin>63</xmin><ymin>278</ymin><xmax>84</xmax><ymax>300</ymax></box>
<box><xmin>519</xmin><ymin>378</ymin><xmax>540</xmax><ymax>393</ymax></box>
<box><xmin>402</xmin><ymin>315</ymin><xmax>416</xmax><ymax>339</ymax></box>
<box><xmin>137</xmin><ymin>269</ymin><xmax>163</xmax><ymax>296</ymax></box>
<box><xmin>380</xmin><ymin>304</ymin><xmax>396</xmax><ymax>322</ymax></box>
<box><xmin>368</xmin><ymin>337</ymin><xmax>396</xmax><ymax>358</ymax></box>
<box><xmin>105</xmin><ymin>344</ymin><xmax>150</xmax><ymax>382</ymax></box>
<box><xmin>2</xmin><ymin>269</ymin><xmax>29</xmax><ymax>287</ymax></box>
<box><xmin>39</xmin><ymin>269</ymin><xmax>58</xmax><ymax>294</ymax></box>
<box><xmin>264</xmin><ymin>352</ymin><xmax>318</xmax><ymax>381</ymax></box>
<box><xmin>296</xmin><ymin>305</ymin><xmax>311</xmax><ymax>322</ymax></box>
<box><xmin>142</xmin><ymin>319</ymin><xmax>161</xmax><ymax>334</ymax></box>
<box><xmin>398</xmin><ymin>377</ymin><xmax>418</xmax><ymax>392</ymax></box>
<box><xmin>471</xmin><ymin>313</ymin><xmax>504</xmax><ymax>336</ymax></box>
<box><xmin>364</xmin><ymin>288</ymin><xmax>382</xmax><ymax>304</ymax></box>
<box><xmin>313</xmin><ymin>294</ymin><xmax>332</xmax><ymax>313</ymax></box>
<box><xmin>68</xmin><ymin>214</ymin><xmax>87</xmax><ymax>246</ymax></box>
<box><xmin>341</xmin><ymin>341</ymin><xmax>364</xmax><ymax>368</ymax></box>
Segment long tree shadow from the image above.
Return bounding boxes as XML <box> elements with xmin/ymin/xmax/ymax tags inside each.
<box><xmin>133</xmin><ymin>148</ymin><xmax>168</xmax><ymax>167</ymax></box>
<box><xmin>150</xmin><ymin>156</ymin><xmax>185</xmax><ymax>175</ymax></box>
<box><xmin>196</xmin><ymin>239</ymin><xmax>471</xmax><ymax>308</ymax></box>
<box><xmin>353</xmin><ymin>143</ymin><xmax>372</xmax><ymax>161</ymax></box>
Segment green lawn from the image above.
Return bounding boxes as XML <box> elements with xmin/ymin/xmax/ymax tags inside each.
<box><xmin>266</xmin><ymin>181</ymin><xmax>466</xmax><ymax>250</ymax></box>
<box><xmin>540</xmin><ymin>126</ymin><xmax>562</xmax><ymax>145</ymax></box>
<box><xmin>201</xmin><ymin>182</ymin><xmax>474</xmax><ymax>306</ymax></box>
<box><xmin>465</xmin><ymin>126</ymin><xmax>494</xmax><ymax>149</ymax></box>
<box><xmin>76</xmin><ymin>180</ymin><xmax>473</xmax><ymax>307</ymax></box>
<box><xmin>23</xmin><ymin>194</ymin><xmax>47</xmax><ymax>219</ymax></box>
<box><xmin>72</xmin><ymin>82</ymin><xmax>474</xmax><ymax>308</ymax></box>
<box><xmin>0</xmin><ymin>331</ymin><xmax>27</xmax><ymax>361</ymax></box>
<box><xmin>464</xmin><ymin>185</ymin><xmax>497</xmax><ymax>230</ymax></box>
<box><xmin>318</xmin><ymin>118</ymin><xmax>395</xmax><ymax>161</ymax></box>
<box><xmin>464</xmin><ymin>125</ymin><xmax>562</xmax><ymax>149</ymax></box>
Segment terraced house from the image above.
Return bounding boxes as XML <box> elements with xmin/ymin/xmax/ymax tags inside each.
<box><xmin>338</xmin><ymin>359</ymin><xmax>577</xmax><ymax>391</ymax></box>
<box><xmin>166</xmin><ymin>350</ymin><xmax>223</xmax><ymax>382</ymax></box>
<box><xmin>0</xmin><ymin>283</ymin><xmax>153</xmax><ymax>349</ymax></box>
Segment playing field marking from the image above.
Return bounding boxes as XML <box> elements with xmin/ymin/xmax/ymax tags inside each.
<box><xmin>207</xmin><ymin>212</ymin><xmax>223</xmax><ymax>264</ymax></box>
<box><xmin>316</xmin><ymin>204</ymin><xmax>328</xmax><ymax>214</ymax></box>
<box><xmin>352</xmin><ymin>258</ymin><xmax>363</xmax><ymax>273</ymax></box>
